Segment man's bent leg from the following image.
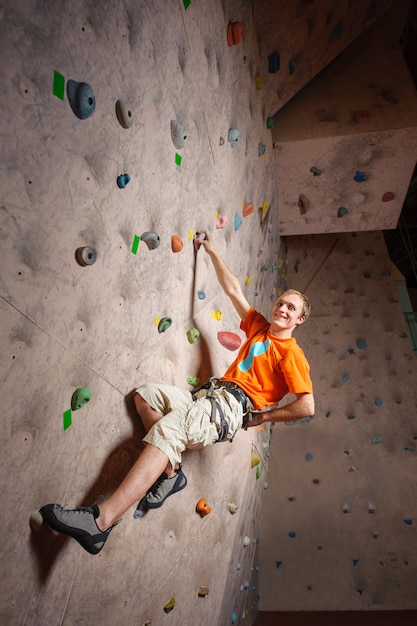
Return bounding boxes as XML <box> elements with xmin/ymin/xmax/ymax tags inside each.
<box><xmin>134</xmin><ymin>392</ymin><xmax>164</xmax><ymax>434</ymax></box>
<box><xmin>97</xmin><ymin>443</ymin><xmax>169</xmax><ymax>527</ymax></box>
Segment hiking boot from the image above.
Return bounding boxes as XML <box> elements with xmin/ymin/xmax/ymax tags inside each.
<box><xmin>145</xmin><ymin>467</ymin><xmax>187</xmax><ymax>509</ymax></box>
<box><xmin>40</xmin><ymin>503</ymin><xmax>118</xmax><ymax>555</ymax></box>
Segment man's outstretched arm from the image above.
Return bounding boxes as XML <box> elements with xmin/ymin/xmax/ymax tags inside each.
<box><xmin>195</xmin><ymin>230</ymin><xmax>251</xmax><ymax>320</ymax></box>
<box><xmin>246</xmin><ymin>392</ymin><xmax>315</xmax><ymax>427</ymax></box>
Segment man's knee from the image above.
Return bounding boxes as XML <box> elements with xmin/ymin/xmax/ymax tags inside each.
<box><xmin>134</xmin><ymin>391</ymin><xmax>148</xmax><ymax>414</ymax></box>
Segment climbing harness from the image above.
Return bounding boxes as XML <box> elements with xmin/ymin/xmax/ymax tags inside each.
<box><xmin>191</xmin><ymin>378</ymin><xmax>253</xmax><ymax>442</ymax></box>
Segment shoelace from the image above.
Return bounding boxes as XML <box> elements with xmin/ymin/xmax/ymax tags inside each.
<box><xmin>148</xmin><ymin>473</ymin><xmax>169</xmax><ymax>495</ymax></box>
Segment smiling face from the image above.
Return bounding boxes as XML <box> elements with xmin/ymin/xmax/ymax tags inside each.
<box><xmin>269</xmin><ymin>292</ymin><xmax>306</xmax><ymax>337</ymax></box>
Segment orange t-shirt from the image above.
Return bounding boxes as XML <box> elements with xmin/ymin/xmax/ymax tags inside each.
<box><xmin>221</xmin><ymin>308</ymin><xmax>313</xmax><ymax>410</ymax></box>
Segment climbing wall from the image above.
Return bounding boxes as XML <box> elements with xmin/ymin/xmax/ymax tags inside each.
<box><xmin>0</xmin><ymin>0</ymin><xmax>277</xmax><ymax>624</ymax></box>
<box><xmin>259</xmin><ymin>231</ymin><xmax>417</xmax><ymax>611</ymax></box>
<box><xmin>253</xmin><ymin>0</ymin><xmax>394</xmax><ymax>119</ymax></box>
<box><xmin>273</xmin><ymin>1</ymin><xmax>417</xmax><ymax>236</ymax></box>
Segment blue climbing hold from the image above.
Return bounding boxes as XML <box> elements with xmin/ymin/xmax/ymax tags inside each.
<box><xmin>356</xmin><ymin>339</ymin><xmax>367</xmax><ymax>350</ymax></box>
<box><xmin>354</xmin><ymin>171</ymin><xmax>367</xmax><ymax>182</ymax></box>
<box><xmin>330</xmin><ymin>22</ymin><xmax>342</xmax><ymax>41</ymax></box>
<box><xmin>288</xmin><ymin>531</ymin><xmax>296</xmax><ymax>538</ymax></box>
<box><xmin>276</xmin><ymin>561</ymin><xmax>283</xmax><ymax>568</ymax></box>
<box><xmin>288</xmin><ymin>60</ymin><xmax>297</xmax><ymax>75</ymax></box>
<box><xmin>305</xmin><ymin>453</ymin><xmax>313</xmax><ymax>461</ymax></box>
<box><xmin>234</xmin><ymin>212</ymin><xmax>243</xmax><ymax>231</ymax></box>
<box><xmin>343</xmin><ymin>375</ymin><xmax>350</xmax><ymax>382</ymax></box>
<box><xmin>258</xmin><ymin>143</ymin><xmax>266</xmax><ymax>157</ymax></box>
<box><xmin>117</xmin><ymin>174</ymin><xmax>130</xmax><ymax>188</ymax></box>
<box><xmin>268</xmin><ymin>51</ymin><xmax>280</xmax><ymax>73</ymax></box>
<box><xmin>375</xmin><ymin>398</ymin><xmax>383</xmax><ymax>407</ymax></box>
<box><xmin>197</xmin><ymin>290</ymin><xmax>206</xmax><ymax>300</ymax></box>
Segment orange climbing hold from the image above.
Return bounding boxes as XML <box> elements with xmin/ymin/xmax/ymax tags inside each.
<box><xmin>196</xmin><ymin>498</ymin><xmax>211</xmax><ymax>517</ymax></box>
<box><xmin>227</xmin><ymin>21</ymin><xmax>244</xmax><ymax>46</ymax></box>
<box><xmin>243</xmin><ymin>202</ymin><xmax>254</xmax><ymax>217</ymax></box>
<box><xmin>171</xmin><ymin>235</ymin><xmax>183</xmax><ymax>253</ymax></box>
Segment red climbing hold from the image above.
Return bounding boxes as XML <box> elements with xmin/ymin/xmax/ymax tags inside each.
<box><xmin>382</xmin><ymin>191</ymin><xmax>394</xmax><ymax>202</ymax></box>
<box><xmin>218</xmin><ymin>331</ymin><xmax>242</xmax><ymax>351</ymax></box>
<box><xmin>353</xmin><ymin>110</ymin><xmax>370</xmax><ymax>123</ymax></box>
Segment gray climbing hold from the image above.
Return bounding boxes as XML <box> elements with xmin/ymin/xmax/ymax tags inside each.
<box><xmin>170</xmin><ymin>120</ymin><xmax>187</xmax><ymax>149</ymax></box>
<box><xmin>66</xmin><ymin>80</ymin><xmax>96</xmax><ymax>120</ymax></box>
<box><xmin>141</xmin><ymin>231</ymin><xmax>160</xmax><ymax>250</ymax></box>
<box><xmin>115</xmin><ymin>99</ymin><xmax>134</xmax><ymax>128</ymax></box>
<box><xmin>75</xmin><ymin>246</ymin><xmax>97</xmax><ymax>266</ymax></box>
<box><xmin>228</xmin><ymin>128</ymin><xmax>241</xmax><ymax>147</ymax></box>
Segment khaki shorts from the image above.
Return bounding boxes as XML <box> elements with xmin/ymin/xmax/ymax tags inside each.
<box><xmin>135</xmin><ymin>383</ymin><xmax>243</xmax><ymax>468</ymax></box>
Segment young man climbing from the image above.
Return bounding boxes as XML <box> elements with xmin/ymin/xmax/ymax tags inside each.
<box><xmin>39</xmin><ymin>230</ymin><xmax>314</xmax><ymax>554</ymax></box>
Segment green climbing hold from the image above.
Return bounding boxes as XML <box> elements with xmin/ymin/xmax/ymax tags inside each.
<box><xmin>187</xmin><ymin>377</ymin><xmax>199</xmax><ymax>387</ymax></box>
<box><xmin>187</xmin><ymin>328</ymin><xmax>200</xmax><ymax>344</ymax></box>
<box><xmin>371</xmin><ymin>435</ymin><xmax>384</xmax><ymax>445</ymax></box>
<box><xmin>71</xmin><ymin>388</ymin><xmax>92</xmax><ymax>410</ymax></box>
<box><xmin>338</xmin><ymin>206</ymin><xmax>349</xmax><ymax>217</ymax></box>
<box><xmin>310</xmin><ymin>166</ymin><xmax>321</xmax><ymax>176</ymax></box>
<box><xmin>158</xmin><ymin>317</ymin><xmax>172</xmax><ymax>333</ymax></box>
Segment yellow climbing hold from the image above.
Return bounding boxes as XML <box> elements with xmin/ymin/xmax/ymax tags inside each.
<box><xmin>212</xmin><ymin>310</ymin><xmax>222</xmax><ymax>321</ymax></box>
<box><xmin>251</xmin><ymin>452</ymin><xmax>261</xmax><ymax>468</ymax></box>
<box><xmin>245</xmin><ymin>277</ymin><xmax>252</xmax><ymax>285</ymax></box>
<box><xmin>261</xmin><ymin>202</ymin><xmax>269</xmax><ymax>214</ymax></box>
<box><xmin>255</xmin><ymin>74</ymin><xmax>264</xmax><ymax>90</ymax></box>
<box><xmin>164</xmin><ymin>598</ymin><xmax>176</xmax><ymax>614</ymax></box>
<box><xmin>189</xmin><ymin>229</ymin><xmax>194</xmax><ymax>239</ymax></box>
<box><xmin>154</xmin><ymin>317</ymin><xmax>160</xmax><ymax>325</ymax></box>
